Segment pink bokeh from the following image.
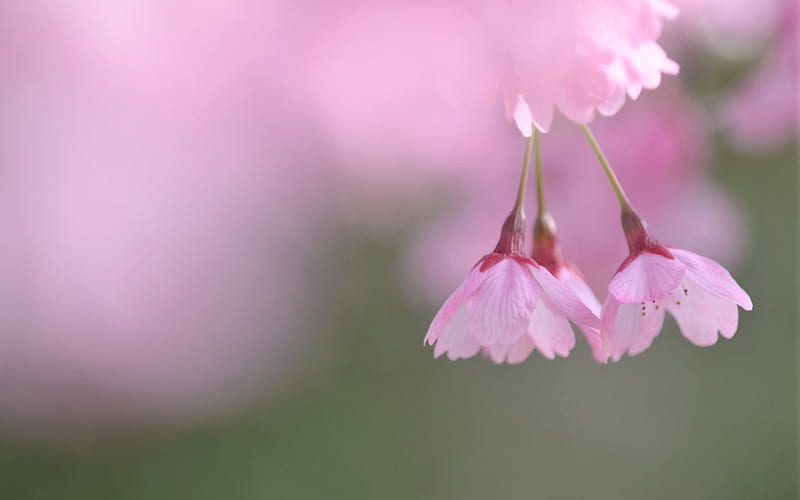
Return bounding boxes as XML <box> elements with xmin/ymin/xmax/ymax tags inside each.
<box><xmin>0</xmin><ymin>1</ymin><xmax>326</xmax><ymax>436</ymax></box>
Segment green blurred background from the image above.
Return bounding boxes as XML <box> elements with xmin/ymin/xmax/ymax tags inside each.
<box><xmin>0</xmin><ymin>143</ymin><xmax>794</xmax><ymax>500</ymax></box>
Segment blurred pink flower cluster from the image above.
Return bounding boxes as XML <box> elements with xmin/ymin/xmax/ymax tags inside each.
<box><xmin>718</xmin><ymin>0</ymin><xmax>798</xmax><ymax>150</ymax></box>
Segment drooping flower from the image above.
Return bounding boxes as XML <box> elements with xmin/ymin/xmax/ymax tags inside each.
<box><xmin>481</xmin><ymin>128</ymin><xmax>607</xmax><ymax>364</ymax></box>
<box><xmin>425</xmin><ymin>135</ymin><xmax>600</xmax><ymax>363</ymax></box>
<box><xmin>601</xmin><ymin>211</ymin><xmax>752</xmax><ymax>361</ymax></box>
<box><xmin>526</xmin><ymin>214</ymin><xmax>607</xmax><ymax>363</ymax></box>
<box><xmin>425</xmin><ymin>219</ymin><xmax>601</xmax><ymax>363</ymax></box>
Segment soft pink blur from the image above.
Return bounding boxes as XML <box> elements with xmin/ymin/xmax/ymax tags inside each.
<box><xmin>0</xmin><ymin>1</ymin><xmax>326</xmax><ymax>436</ymax></box>
<box><xmin>304</xmin><ymin>0</ymin><xmax>679</xmax><ymax>139</ymax></box>
<box><xmin>668</xmin><ymin>0</ymin><xmax>782</xmax><ymax>57</ymax></box>
<box><xmin>719</xmin><ymin>0</ymin><xmax>798</xmax><ymax>150</ymax></box>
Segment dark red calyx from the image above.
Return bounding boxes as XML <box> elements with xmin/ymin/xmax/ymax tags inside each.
<box><xmin>620</xmin><ymin>208</ymin><xmax>662</xmax><ymax>254</ymax></box>
<box><xmin>492</xmin><ymin>208</ymin><xmax>526</xmax><ymax>256</ymax></box>
<box><xmin>532</xmin><ymin>213</ymin><xmax>563</xmax><ymax>275</ymax></box>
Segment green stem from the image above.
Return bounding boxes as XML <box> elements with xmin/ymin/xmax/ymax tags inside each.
<box><xmin>581</xmin><ymin>125</ymin><xmax>633</xmax><ymax>213</ymax></box>
<box><xmin>514</xmin><ymin>131</ymin><xmax>535</xmax><ymax>214</ymax></box>
<box><xmin>533</xmin><ymin>128</ymin><xmax>545</xmax><ymax>215</ymax></box>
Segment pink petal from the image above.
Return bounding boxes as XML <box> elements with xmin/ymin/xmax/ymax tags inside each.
<box><xmin>557</xmin><ymin>267</ymin><xmax>606</xmax><ymax>363</ymax></box>
<box><xmin>511</xmin><ymin>95</ymin><xmax>534</xmax><ymax>138</ymax></box>
<box><xmin>529</xmin><ymin>265</ymin><xmax>601</xmax><ymax>329</ymax></box>
<box><xmin>650</xmin><ymin>0</ymin><xmax>680</xmax><ymax>20</ymax></box>
<box><xmin>670</xmin><ymin>248</ymin><xmax>753</xmax><ymax>310</ymax></box>
<box><xmin>528</xmin><ymin>298</ymin><xmax>576</xmax><ymax>359</ymax></box>
<box><xmin>467</xmin><ymin>259</ymin><xmax>539</xmax><ymax>346</ymax></box>
<box><xmin>484</xmin><ymin>336</ymin><xmax>536</xmax><ymax>365</ymax></box>
<box><xmin>601</xmin><ymin>295</ymin><xmax>666</xmax><ymax>362</ymax></box>
<box><xmin>558</xmin><ymin>267</ymin><xmax>601</xmax><ymax>315</ymax></box>
<box><xmin>432</xmin><ymin>305</ymin><xmax>470</xmax><ymax>358</ymax></box>
<box><xmin>516</xmin><ymin>91</ymin><xmax>556</xmax><ymax>134</ymax></box>
<box><xmin>424</xmin><ymin>264</ymin><xmax>487</xmax><ymax>345</ymax></box>
<box><xmin>597</xmin><ymin>84</ymin><xmax>627</xmax><ymax>117</ymax></box>
<box><xmin>506</xmin><ymin>336</ymin><xmax>537</xmax><ymax>364</ymax></box>
<box><xmin>665</xmin><ymin>279</ymin><xmax>741</xmax><ymax>346</ymax></box>
<box><xmin>447</xmin><ymin>331</ymin><xmax>482</xmax><ymax>361</ymax></box>
<box><xmin>482</xmin><ymin>344</ymin><xmax>507</xmax><ymax>364</ymax></box>
<box><xmin>609</xmin><ymin>251</ymin><xmax>686</xmax><ymax>303</ymax></box>
<box><xmin>581</xmin><ymin>326</ymin><xmax>607</xmax><ymax>364</ymax></box>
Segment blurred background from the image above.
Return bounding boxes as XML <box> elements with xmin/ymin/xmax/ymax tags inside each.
<box><xmin>0</xmin><ymin>1</ymin><xmax>796</xmax><ymax>499</ymax></box>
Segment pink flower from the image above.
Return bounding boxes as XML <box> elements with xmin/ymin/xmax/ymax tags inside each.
<box><xmin>602</xmin><ymin>214</ymin><xmax>752</xmax><ymax>361</ymax></box>
<box><xmin>303</xmin><ymin>0</ymin><xmax>679</xmax><ymax>151</ymax></box>
<box><xmin>424</xmin><ymin>215</ymin><xmax>600</xmax><ymax>363</ymax></box>
<box><xmin>497</xmin><ymin>0</ymin><xmax>681</xmax><ymax>135</ymax></box>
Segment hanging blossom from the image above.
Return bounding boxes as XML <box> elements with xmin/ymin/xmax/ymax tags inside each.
<box><xmin>579</xmin><ymin>128</ymin><xmax>753</xmax><ymax>362</ymax></box>
<box><xmin>424</xmin><ymin>213</ymin><xmax>601</xmax><ymax>363</ymax></box>
<box><xmin>441</xmin><ymin>0</ymin><xmax>681</xmax><ymax>135</ymax></box>
<box><xmin>424</xmin><ymin>136</ymin><xmax>600</xmax><ymax>363</ymax></box>
<box><xmin>484</xmin><ymin>131</ymin><xmax>606</xmax><ymax>364</ymax></box>
<box><xmin>602</xmin><ymin>211</ymin><xmax>753</xmax><ymax>361</ymax></box>
<box><xmin>489</xmin><ymin>209</ymin><xmax>606</xmax><ymax>364</ymax></box>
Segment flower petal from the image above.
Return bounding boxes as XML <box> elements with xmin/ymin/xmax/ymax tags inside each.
<box><xmin>528</xmin><ymin>298</ymin><xmax>576</xmax><ymax>359</ymax></box>
<box><xmin>557</xmin><ymin>267</ymin><xmax>606</xmax><ymax>363</ymax></box>
<box><xmin>447</xmin><ymin>332</ymin><xmax>482</xmax><ymax>360</ymax></box>
<box><xmin>432</xmin><ymin>304</ymin><xmax>469</xmax><ymax>358</ymax></box>
<box><xmin>609</xmin><ymin>251</ymin><xmax>686</xmax><ymax>303</ymax></box>
<box><xmin>529</xmin><ymin>265</ymin><xmax>601</xmax><ymax>329</ymax></box>
<box><xmin>510</xmin><ymin>94</ymin><xmax>534</xmax><ymax>138</ymax></box>
<box><xmin>467</xmin><ymin>259</ymin><xmax>539</xmax><ymax>345</ymax></box>
<box><xmin>483</xmin><ymin>336</ymin><xmax>536</xmax><ymax>365</ymax></box>
<box><xmin>666</xmin><ymin>279</ymin><xmax>740</xmax><ymax>346</ymax></box>
<box><xmin>558</xmin><ymin>267</ymin><xmax>601</xmax><ymax>315</ymax></box>
<box><xmin>424</xmin><ymin>264</ymin><xmax>487</xmax><ymax>345</ymax></box>
<box><xmin>507</xmin><ymin>336</ymin><xmax>537</xmax><ymax>364</ymax></box>
<box><xmin>602</xmin><ymin>295</ymin><xmax>666</xmax><ymax>362</ymax></box>
<box><xmin>670</xmin><ymin>248</ymin><xmax>753</xmax><ymax>310</ymax></box>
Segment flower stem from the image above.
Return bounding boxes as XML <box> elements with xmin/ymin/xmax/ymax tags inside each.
<box><xmin>533</xmin><ymin>128</ymin><xmax>545</xmax><ymax>215</ymax></box>
<box><xmin>494</xmin><ymin>131</ymin><xmax>535</xmax><ymax>255</ymax></box>
<box><xmin>581</xmin><ymin>125</ymin><xmax>633</xmax><ymax>213</ymax></box>
<box><xmin>514</xmin><ymin>131</ymin><xmax>535</xmax><ymax>215</ymax></box>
